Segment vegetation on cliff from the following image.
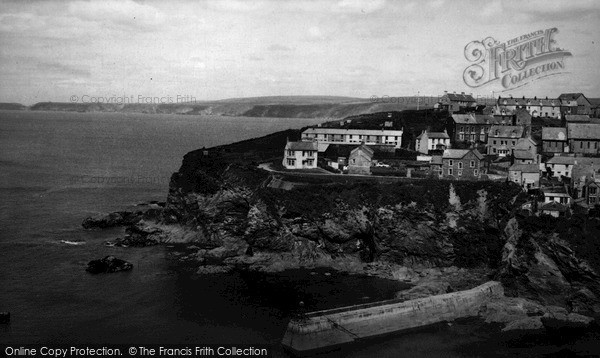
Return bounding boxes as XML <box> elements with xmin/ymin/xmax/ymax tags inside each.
<box><xmin>158</xmin><ymin>127</ymin><xmax>600</xmax><ymax>319</ymax></box>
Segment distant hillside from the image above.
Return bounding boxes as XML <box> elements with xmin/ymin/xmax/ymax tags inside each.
<box><xmin>25</xmin><ymin>96</ymin><xmax>437</xmax><ymax>119</ymax></box>
<box><xmin>0</xmin><ymin>103</ymin><xmax>27</xmax><ymax>110</ymax></box>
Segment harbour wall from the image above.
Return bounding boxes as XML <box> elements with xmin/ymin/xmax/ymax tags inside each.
<box><xmin>281</xmin><ymin>281</ymin><xmax>504</xmax><ymax>354</ymax></box>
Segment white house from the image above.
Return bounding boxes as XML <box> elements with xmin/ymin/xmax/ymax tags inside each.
<box><xmin>543</xmin><ymin>191</ymin><xmax>572</xmax><ymax>205</ymax></box>
<box><xmin>415</xmin><ymin>130</ymin><xmax>450</xmax><ymax>154</ymax></box>
<box><xmin>545</xmin><ymin>156</ymin><xmax>577</xmax><ymax>179</ymax></box>
<box><xmin>283</xmin><ymin>141</ymin><xmax>318</xmax><ymax>169</ymax></box>
<box><xmin>301</xmin><ymin>128</ymin><xmax>403</xmax><ymax>148</ymax></box>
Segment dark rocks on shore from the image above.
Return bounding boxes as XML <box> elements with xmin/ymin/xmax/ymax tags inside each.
<box><xmin>86</xmin><ymin>256</ymin><xmax>133</xmax><ymax>274</ymax></box>
<box><xmin>104</xmin><ymin>224</ymin><xmax>165</xmax><ymax>247</ymax></box>
<box><xmin>82</xmin><ymin>207</ymin><xmax>163</xmax><ymax>229</ymax></box>
<box><xmin>82</xmin><ymin>211</ymin><xmax>142</xmax><ymax>229</ymax></box>
<box><xmin>0</xmin><ymin>312</ymin><xmax>9</xmax><ymax>324</ymax></box>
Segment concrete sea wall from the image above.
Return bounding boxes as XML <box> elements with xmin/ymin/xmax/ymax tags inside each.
<box><xmin>282</xmin><ymin>281</ymin><xmax>504</xmax><ymax>354</ymax></box>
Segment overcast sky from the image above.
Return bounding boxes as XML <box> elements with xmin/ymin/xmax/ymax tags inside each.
<box><xmin>1</xmin><ymin>0</ymin><xmax>599</xmax><ymax>104</ymax></box>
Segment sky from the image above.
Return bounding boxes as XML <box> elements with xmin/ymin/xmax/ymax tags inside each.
<box><xmin>0</xmin><ymin>0</ymin><xmax>599</xmax><ymax>105</ymax></box>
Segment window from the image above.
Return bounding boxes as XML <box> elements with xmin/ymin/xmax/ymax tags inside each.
<box><xmin>448</xmin><ymin>168</ymin><xmax>453</xmax><ymax>175</ymax></box>
<box><xmin>458</xmin><ymin>170</ymin><xmax>462</xmax><ymax>176</ymax></box>
<box><xmin>470</xmin><ymin>160</ymin><xmax>475</xmax><ymax>168</ymax></box>
<box><xmin>287</xmin><ymin>159</ymin><xmax>295</xmax><ymax>166</ymax></box>
<box><xmin>460</xmin><ymin>126</ymin><xmax>464</xmax><ymax>133</ymax></box>
<box><xmin>493</xmin><ymin>148</ymin><xmax>497</xmax><ymax>153</ymax></box>
<box><xmin>493</xmin><ymin>140</ymin><xmax>497</xmax><ymax>145</ymax></box>
<box><xmin>458</xmin><ymin>162</ymin><xmax>463</xmax><ymax>169</ymax></box>
<box><xmin>449</xmin><ymin>160</ymin><xmax>454</xmax><ymax>166</ymax></box>
<box><xmin>588</xmin><ymin>142</ymin><xmax>591</xmax><ymax>149</ymax></box>
<box><xmin>590</xmin><ymin>187</ymin><xmax>597</xmax><ymax>195</ymax></box>
<box><xmin>512</xmin><ymin>141</ymin><xmax>516</xmax><ymax>146</ymax></box>
<box><xmin>581</xmin><ymin>142</ymin><xmax>583</xmax><ymax>149</ymax></box>
<box><xmin>287</xmin><ymin>150</ymin><xmax>294</xmax><ymax>156</ymax></box>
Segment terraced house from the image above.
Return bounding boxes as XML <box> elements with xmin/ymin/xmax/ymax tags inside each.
<box><xmin>449</xmin><ymin>113</ymin><xmax>500</xmax><ymax>144</ymax></box>
<box><xmin>441</xmin><ymin>149</ymin><xmax>484</xmax><ymax>180</ymax></box>
<box><xmin>301</xmin><ymin>128</ymin><xmax>403</xmax><ymax>148</ymax></box>
<box><xmin>486</xmin><ymin>125</ymin><xmax>525</xmax><ymax>156</ymax></box>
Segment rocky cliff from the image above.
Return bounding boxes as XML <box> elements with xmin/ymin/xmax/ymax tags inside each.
<box><xmin>82</xmin><ymin>129</ymin><xmax>600</xmax><ymax>324</ymax></box>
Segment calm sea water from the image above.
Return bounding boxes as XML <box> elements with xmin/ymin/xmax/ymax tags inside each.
<box><xmin>1</xmin><ymin>110</ymin><xmax>597</xmax><ymax>357</ymax></box>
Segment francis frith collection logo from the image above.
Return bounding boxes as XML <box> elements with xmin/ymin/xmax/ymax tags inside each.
<box><xmin>463</xmin><ymin>28</ymin><xmax>572</xmax><ymax>90</ymax></box>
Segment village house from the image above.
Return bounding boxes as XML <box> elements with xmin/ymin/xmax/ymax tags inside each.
<box><xmin>559</xmin><ymin>93</ymin><xmax>592</xmax><ymax>116</ymax></box>
<box><xmin>512</xmin><ymin>150</ymin><xmax>536</xmax><ymax>164</ymax></box>
<box><xmin>543</xmin><ymin>189</ymin><xmax>572</xmax><ymax>206</ymax></box>
<box><xmin>590</xmin><ymin>98</ymin><xmax>600</xmax><ymax>118</ymax></box>
<box><xmin>515</xmin><ymin>137</ymin><xmax>538</xmax><ymax>158</ymax></box>
<box><xmin>282</xmin><ymin>141</ymin><xmax>318</xmax><ymax>170</ymax></box>
<box><xmin>567</xmin><ymin>123</ymin><xmax>600</xmax><ymax>155</ymax></box>
<box><xmin>544</xmin><ymin>155</ymin><xmax>576</xmax><ymax>179</ymax></box>
<box><xmin>430</xmin><ymin>156</ymin><xmax>443</xmax><ymax>178</ymax></box>
<box><xmin>539</xmin><ymin>202</ymin><xmax>568</xmax><ymax>218</ymax></box>
<box><xmin>508</xmin><ymin>163</ymin><xmax>540</xmax><ymax>190</ymax></box>
<box><xmin>301</xmin><ymin>128</ymin><xmax>403</xmax><ymax>148</ymax></box>
<box><xmin>415</xmin><ymin>130</ymin><xmax>450</xmax><ymax>154</ymax></box>
<box><xmin>583</xmin><ymin>180</ymin><xmax>600</xmax><ymax>207</ymax></box>
<box><xmin>348</xmin><ymin>144</ymin><xmax>374</xmax><ymax>175</ymax></box>
<box><xmin>568</xmin><ymin>158</ymin><xmax>599</xmax><ymax>200</ymax></box>
<box><xmin>441</xmin><ymin>149</ymin><xmax>484</xmax><ymax>180</ymax></box>
<box><xmin>449</xmin><ymin>113</ymin><xmax>501</xmax><ymax>144</ymax></box>
<box><xmin>486</xmin><ymin>125</ymin><xmax>525</xmax><ymax>156</ymax></box>
<box><xmin>436</xmin><ymin>91</ymin><xmax>477</xmax><ymax>113</ymax></box>
<box><xmin>541</xmin><ymin>127</ymin><xmax>568</xmax><ymax>154</ymax></box>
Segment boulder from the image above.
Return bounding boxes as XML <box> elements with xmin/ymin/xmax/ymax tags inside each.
<box><xmin>479</xmin><ymin>297</ymin><xmax>545</xmax><ymax>324</ymax></box>
<box><xmin>501</xmin><ymin>316</ymin><xmax>544</xmax><ymax>332</ymax></box>
<box><xmin>86</xmin><ymin>256</ymin><xmax>133</xmax><ymax>274</ymax></box>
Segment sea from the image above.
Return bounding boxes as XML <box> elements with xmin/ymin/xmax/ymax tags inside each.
<box><xmin>0</xmin><ymin>110</ymin><xmax>598</xmax><ymax>357</ymax></box>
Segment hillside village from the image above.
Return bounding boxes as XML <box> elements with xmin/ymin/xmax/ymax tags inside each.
<box><xmin>281</xmin><ymin>91</ymin><xmax>600</xmax><ymax>217</ymax></box>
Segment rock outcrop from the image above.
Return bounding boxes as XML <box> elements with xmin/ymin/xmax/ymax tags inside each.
<box><xmin>86</xmin><ymin>256</ymin><xmax>133</xmax><ymax>274</ymax></box>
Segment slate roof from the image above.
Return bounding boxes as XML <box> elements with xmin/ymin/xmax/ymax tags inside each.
<box><xmin>540</xmin><ymin>202</ymin><xmax>568</xmax><ymax>212</ymax></box>
<box><xmin>558</xmin><ymin>93</ymin><xmax>585</xmax><ymax>101</ymax></box>
<box><xmin>546</xmin><ymin>156</ymin><xmax>577</xmax><ymax>165</ymax></box>
<box><xmin>430</xmin><ymin>156</ymin><xmax>443</xmax><ymax>165</ymax></box>
<box><xmin>350</xmin><ymin>144</ymin><xmax>374</xmax><ymax>158</ymax></box>
<box><xmin>567</xmin><ymin>123</ymin><xmax>600</xmax><ymax>140</ymax></box>
<box><xmin>444</xmin><ymin>93</ymin><xmax>476</xmax><ymax>102</ymax></box>
<box><xmin>442</xmin><ymin>149</ymin><xmax>484</xmax><ymax>160</ymax></box>
<box><xmin>286</xmin><ymin>141</ymin><xmax>318</xmax><ymax>151</ymax></box>
<box><xmin>417</xmin><ymin>130</ymin><xmax>450</xmax><ymax>140</ymax></box>
<box><xmin>565</xmin><ymin>115</ymin><xmax>591</xmax><ymax>122</ymax></box>
<box><xmin>488</xmin><ymin>125</ymin><xmax>524</xmax><ymax>138</ymax></box>
<box><xmin>542</xmin><ymin>127</ymin><xmax>567</xmax><ymax>141</ymax></box>
<box><xmin>451</xmin><ymin>113</ymin><xmax>498</xmax><ymax>124</ymax></box>
<box><xmin>513</xmin><ymin>150</ymin><xmax>535</xmax><ymax>160</ymax></box>
<box><xmin>509</xmin><ymin>163</ymin><xmax>539</xmax><ymax>173</ymax></box>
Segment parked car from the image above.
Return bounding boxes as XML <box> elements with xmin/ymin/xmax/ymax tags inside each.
<box><xmin>375</xmin><ymin>162</ymin><xmax>390</xmax><ymax>168</ymax></box>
